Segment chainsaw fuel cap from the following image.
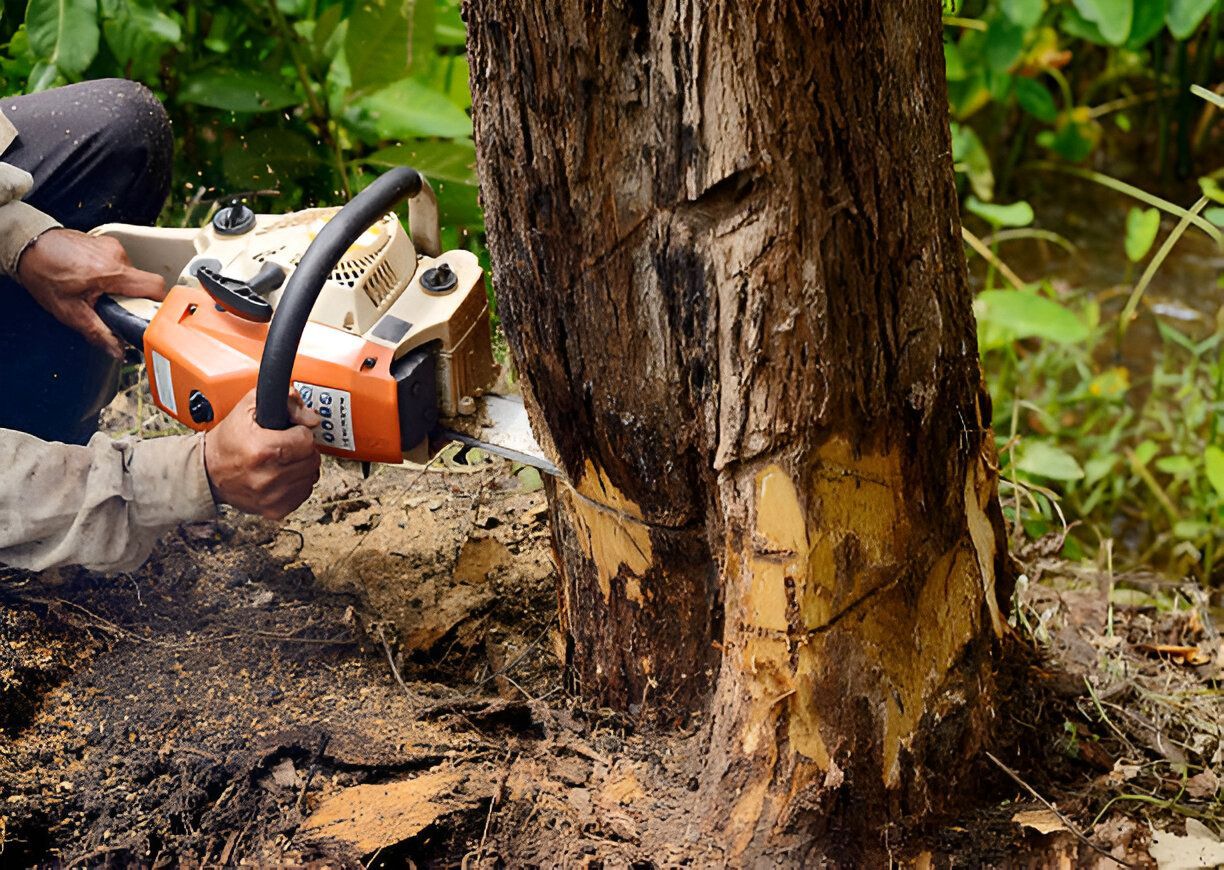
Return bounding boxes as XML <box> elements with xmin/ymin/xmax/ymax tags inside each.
<box><xmin>212</xmin><ymin>203</ymin><xmax>256</xmax><ymax>235</ymax></box>
<box><xmin>420</xmin><ymin>262</ymin><xmax>458</xmax><ymax>294</ymax></box>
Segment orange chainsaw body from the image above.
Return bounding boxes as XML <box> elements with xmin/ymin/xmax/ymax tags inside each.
<box><xmin>143</xmin><ymin>284</ymin><xmax>403</xmax><ymax>462</ymax></box>
<box><xmin>97</xmin><ymin>194</ymin><xmax>499</xmax><ymax>465</ymax></box>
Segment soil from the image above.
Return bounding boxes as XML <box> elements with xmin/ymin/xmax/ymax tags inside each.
<box><xmin>1</xmin><ymin>442</ymin><xmax>1220</xmax><ymax>867</ymax></box>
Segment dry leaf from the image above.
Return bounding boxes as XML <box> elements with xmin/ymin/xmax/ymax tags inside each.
<box><xmin>1137</xmin><ymin>643</ymin><xmax>1211</xmax><ymax>666</ymax></box>
<box><xmin>1012</xmin><ymin>808</ymin><xmax>1067</xmax><ymax>835</ymax></box>
<box><xmin>1107</xmin><ymin>760</ymin><xmax>1141</xmax><ymax>785</ymax></box>
<box><xmin>1185</xmin><ymin>769</ymin><xmax>1220</xmax><ymax>799</ymax></box>
<box><xmin>1149</xmin><ymin>819</ymin><xmax>1224</xmax><ymax>870</ymax></box>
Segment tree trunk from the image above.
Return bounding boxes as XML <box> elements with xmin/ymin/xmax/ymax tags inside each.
<box><xmin>466</xmin><ymin>0</ymin><xmax>1012</xmax><ymax>857</ymax></box>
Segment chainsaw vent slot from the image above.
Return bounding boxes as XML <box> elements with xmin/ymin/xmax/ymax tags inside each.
<box><xmin>332</xmin><ymin>252</ymin><xmax>377</xmax><ymax>288</ymax></box>
<box><xmin>362</xmin><ymin>258</ymin><xmax>400</xmax><ymax>307</ymax></box>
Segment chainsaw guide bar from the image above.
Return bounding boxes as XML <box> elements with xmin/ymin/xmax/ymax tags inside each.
<box><xmin>93</xmin><ymin>166</ymin><xmax>557</xmax><ymax>477</ymax></box>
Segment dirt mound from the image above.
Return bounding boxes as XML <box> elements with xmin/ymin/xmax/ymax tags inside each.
<box><xmin>0</xmin><ymin>457</ymin><xmax>559</xmax><ymax>867</ymax></box>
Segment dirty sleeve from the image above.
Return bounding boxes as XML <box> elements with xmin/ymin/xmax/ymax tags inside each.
<box><xmin>0</xmin><ymin>154</ymin><xmax>63</xmax><ymax>276</ymax></box>
<box><xmin>0</xmin><ymin>429</ymin><xmax>217</xmax><ymax>573</ymax></box>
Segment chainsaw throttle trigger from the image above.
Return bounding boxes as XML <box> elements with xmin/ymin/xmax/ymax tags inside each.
<box><xmin>196</xmin><ymin>261</ymin><xmax>286</xmax><ymax>323</ymax></box>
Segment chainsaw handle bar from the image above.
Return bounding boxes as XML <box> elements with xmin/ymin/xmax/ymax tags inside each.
<box><xmin>255</xmin><ymin>166</ymin><xmax>423</xmax><ymax>431</ymax></box>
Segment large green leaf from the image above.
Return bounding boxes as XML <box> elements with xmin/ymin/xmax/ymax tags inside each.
<box><xmin>950</xmin><ymin>123</ymin><xmax>994</xmax><ymax>201</ymax></box>
<box><xmin>179</xmin><ymin>70</ymin><xmax>300</xmax><ymax>113</ymax></box>
<box><xmin>312</xmin><ymin>3</ymin><xmax>345</xmax><ymax>61</ymax></box>
<box><xmin>1166</xmin><ymin>0</ymin><xmax>1217</xmax><ymax>38</ymax></box>
<box><xmin>363</xmin><ymin>140</ymin><xmax>477</xmax><ymax>185</ymax></box>
<box><xmin>345</xmin><ymin>0</ymin><xmax>411</xmax><ymax>96</ymax></box>
<box><xmin>1016</xmin><ymin>441</ymin><xmax>1086</xmax><ymax>481</ymax></box>
<box><xmin>411</xmin><ymin>0</ymin><xmax>437</xmax><ymax>69</ymax></box>
<box><xmin>222</xmin><ymin>127</ymin><xmax>324</xmax><ymax>188</ymax></box>
<box><xmin>434</xmin><ymin>0</ymin><xmax>466</xmax><ymax>46</ymax></box>
<box><xmin>1014</xmin><ymin>77</ymin><xmax>1058</xmax><ymax>122</ymax></box>
<box><xmin>966</xmin><ymin>196</ymin><xmax>1034</xmax><ymax>227</ymax></box>
<box><xmin>984</xmin><ymin>17</ymin><xmax>1026</xmax><ymax>71</ymax></box>
<box><xmin>1002</xmin><ymin>0</ymin><xmax>1046</xmax><ymax>27</ymax></box>
<box><xmin>26</xmin><ymin>0</ymin><xmax>99</xmax><ymax>78</ymax></box>
<box><xmin>975</xmin><ymin>289</ymin><xmax>1090</xmax><ymax>346</ymax></box>
<box><xmin>101</xmin><ymin>0</ymin><xmax>179</xmax><ymax>76</ymax></box>
<box><xmin>1127</xmin><ymin>0</ymin><xmax>1168</xmax><ymax>45</ymax></box>
<box><xmin>1072</xmin><ymin>0</ymin><xmax>1134</xmax><ymax>44</ymax></box>
<box><xmin>352</xmin><ymin>76</ymin><xmax>472</xmax><ymax>138</ymax></box>
<box><xmin>1060</xmin><ymin>5</ymin><xmax>1111</xmax><ymax>43</ymax></box>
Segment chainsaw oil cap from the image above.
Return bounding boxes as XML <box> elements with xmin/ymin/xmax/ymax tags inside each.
<box><xmin>213</xmin><ymin>203</ymin><xmax>256</xmax><ymax>235</ymax></box>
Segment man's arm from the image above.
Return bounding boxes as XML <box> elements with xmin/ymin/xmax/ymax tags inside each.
<box><xmin>0</xmin><ymin>390</ymin><xmax>322</xmax><ymax>573</ymax></box>
<box><xmin>0</xmin><ymin>162</ymin><xmax>61</xmax><ymax>277</ymax></box>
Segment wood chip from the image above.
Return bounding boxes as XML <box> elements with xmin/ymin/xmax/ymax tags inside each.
<box><xmin>1012</xmin><ymin>808</ymin><xmax>1067</xmax><ymax>835</ymax></box>
<box><xmin>299</xmin><ymin>768</ymin><xmax>484</xmax><ymax>854</ymax></box>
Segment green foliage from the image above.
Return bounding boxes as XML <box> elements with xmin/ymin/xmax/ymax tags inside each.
<box><xmin>966</xmin><ymin>195</ymin><xmax>1036</xmax><ymax>226</ymax></box>
<box><xmin>0</xmin><ymin>0</ymin><xmax>482</xmax><ymax>239</ymax></box>
<box><xmin>953</xmin><ymin>0</ymin><xmax>1224</xmax><ymax>577</ymax></box>
<box><xmin>26</xmin><ymin>0</ymin><xmax>99</xmax><ymax>86</ymax></box>
<box><xmin>976</xmin><ymin>286</ymin><xmax>1090</xmax><ymax>347</ymax></box>
<box><xmin>945</xmin><ymin>0</ymin><xmax>1220</xmax><ymax>188</ymax></box>
<box><xmin>987</xmin><ymin>293</ymin><xmax>1224</xmax><ymax>579</ymax></box>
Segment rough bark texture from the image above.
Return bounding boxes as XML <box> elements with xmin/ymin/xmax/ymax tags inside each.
<box><xmin>467</xmin><ymin>0</ymin><xmax>1011</xmax><ymax>858</ymax></box>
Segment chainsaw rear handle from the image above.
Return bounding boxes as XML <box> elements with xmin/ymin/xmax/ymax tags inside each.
<box><xmin>96</xmin><ymin>295</ymin><xmax>151</xmax><ymax>348</ymax></box>
<box><xmin>255</xmin><ymin>166</ymin><xmax>425</xmax><ymax>431</ymax></box>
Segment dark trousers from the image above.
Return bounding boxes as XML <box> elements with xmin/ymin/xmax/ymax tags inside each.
<box><xmin>0</xmin><ymin>79</ymin><xmax>173</xmax><ymax>444</ymax></box>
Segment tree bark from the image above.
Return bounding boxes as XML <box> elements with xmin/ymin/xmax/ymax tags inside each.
<box><xmin>467</xmin><ymin>0</ymin><xmax>1012</xmax><ymax>857</ymax></box>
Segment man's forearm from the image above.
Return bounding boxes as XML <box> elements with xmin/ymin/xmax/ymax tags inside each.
<box><xmin>0</xmin><ymin>161</ymin><xmax>62</xmax><ymax>275</ymax></box>
<box><xmin>0</xmin><ymin>429</ymin><xmax>216</xmax><ymax>573</ymax></box>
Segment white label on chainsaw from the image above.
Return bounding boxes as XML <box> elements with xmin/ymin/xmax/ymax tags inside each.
<box><xmin>150</xmin><ymin>351</ymin><xmax>177</xmax><ymax>415</ymax></box>
<box><xmin>292</xmin><ymin>382</ymin><xmax>356</xmax><ymax>452</ymax></box>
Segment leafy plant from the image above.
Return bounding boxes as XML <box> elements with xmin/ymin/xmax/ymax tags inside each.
<box><xmin>3</xmin><ymin>0</ymin><xmax>481</xmax><ymax>240</ymax></box>
<box><xmin>945</xmin><ymin>0</ymin><xmax>1221</xmax><ymax>197</ymax></box>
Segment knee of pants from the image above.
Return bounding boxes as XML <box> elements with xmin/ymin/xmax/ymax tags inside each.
<box><xmin>73</xmin><ymin>79</ymin><xmax>174</xmax><ymax>225</ymax></box>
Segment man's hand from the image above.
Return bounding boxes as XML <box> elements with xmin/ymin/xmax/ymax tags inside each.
<box><xmin>17</xmin><ymin>228</ymin><xmax>167</xmax><ymax>360</ymax></box>
<box><xmin>203</xmin><ymin>389</ymin><xmax>323</xmax><ymax>520</ymax></box>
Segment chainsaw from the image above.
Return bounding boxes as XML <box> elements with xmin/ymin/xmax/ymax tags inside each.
<box><xmin>93</xmin><ymin>167</ymin><xmax>558</xmax><ymax>477</ymax></box>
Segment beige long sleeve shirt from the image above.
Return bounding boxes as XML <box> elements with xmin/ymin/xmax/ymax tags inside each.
<box><xmin>0</xmin><ymin>107</ymin><xmax>218</xmax><ymax>573</ymax></box>
<box><xmin>0</xmin><ymin>111</ymin><xmax>62</xmax><ymax>273</ymax></box>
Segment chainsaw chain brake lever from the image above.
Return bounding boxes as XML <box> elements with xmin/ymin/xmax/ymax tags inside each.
<box><xmin>195</xmin><ymin>260</ymin><xmax>286</xmax><ymax>323</ymax></box>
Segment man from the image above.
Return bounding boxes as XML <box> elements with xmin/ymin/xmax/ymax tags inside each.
<box><xmin>0</xmin><ymin>80</ymin><xmax>322</xmax><ymax>573</ymax></box>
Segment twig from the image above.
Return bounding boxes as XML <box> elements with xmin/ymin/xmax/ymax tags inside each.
<box><xmin>962</xmin><ymin>226</ymin><xmax>1028</xmax><ymax>291</ymax></box>
<box><xmin>297</xmin><ymin>732</ymin><xmax>331</xmax><ymax>814</ymax></box>
<box><xmin>469</xmin><ymin>617</ymin><xmax>557</xmax><ymax>694</ymax></box>
<box><xmin>377</xmin><ymin>624</ymin><xmax>415</xmax><ymax>698</ymax></box>
<box><xmin>985</xmin><ymin>751</ymin><xmax>1139</xmax><ymax>869</ymax></box>
<box><xmin>471</xmin><ymin>750</ymin><xmax>513</xmax><ymax>869</ymax></box>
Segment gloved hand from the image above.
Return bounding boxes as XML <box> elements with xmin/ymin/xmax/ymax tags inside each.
<box><xmin>203</xmin><ymin>388</ymin><xmax>323</xmax><ymax>520</ymax></box>
<box><xmin>16</xmin><ymin>228</ymin><xmax>167</xmax><ymax>359</ymax></box>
